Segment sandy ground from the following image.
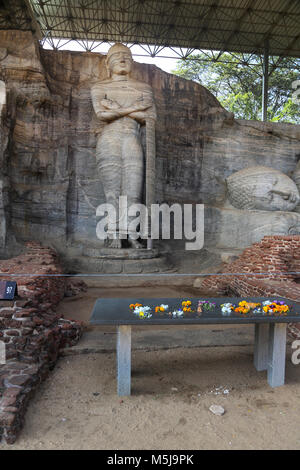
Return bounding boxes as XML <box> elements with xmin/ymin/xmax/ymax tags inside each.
<box><xmin>3</xmin><ymin>347</ymin><xmax>300</xmax><ymax>450</ymax></box>
<box><xmin>2</xmin><ymin>286</ymin><xmax>300</xmax><ymax>450</ymax></box>
<box><xmin>2</xmin><ymin>344</ymin><xmax>300</xmax><ymax>450</ymax></box>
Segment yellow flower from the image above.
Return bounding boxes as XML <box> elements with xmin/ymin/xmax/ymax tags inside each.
<box><xmin>139</xmin><ymin>312</ymin><xmax>144</xmax><ymax>318</ymax></box>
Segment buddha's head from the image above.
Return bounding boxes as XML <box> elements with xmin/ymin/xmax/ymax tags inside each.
<box><xmin>106</xmin><ymin>43</ymin><xmax>133</xmax><ymax>77</ymax></box>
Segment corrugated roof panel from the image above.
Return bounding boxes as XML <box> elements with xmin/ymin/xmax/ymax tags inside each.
<box><xmin>2</xmin><ymin>0</ymin><xmax>300</xmax><ymax>57</ymax></box>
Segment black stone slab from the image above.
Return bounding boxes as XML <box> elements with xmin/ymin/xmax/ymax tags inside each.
<box><xmin>90</xmin><ymin>297</ymin><xmax>300</xmax><ymax>325</ymax></box>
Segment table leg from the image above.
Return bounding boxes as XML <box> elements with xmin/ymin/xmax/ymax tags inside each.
<box><xmin>117</xmin><ymin>325</ymin><xmax>132</xmax><ymax>396</ymax></box>
<box><xmin>267</xmin><ymin>323</ymin><xmax>287</xmax><ymax>388</ymax></box>
<box><xmin>254</xmin><ymin>323</ymin><xmax>269</xmax><ymax>371</ymax></box>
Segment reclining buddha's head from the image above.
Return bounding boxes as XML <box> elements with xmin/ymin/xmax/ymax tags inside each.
<box><xmin>226</xmin><ymin>166</ymin><xmax>300</xmax><ymax>212</ymax></box>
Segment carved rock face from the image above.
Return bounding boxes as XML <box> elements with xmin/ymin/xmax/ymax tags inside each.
<box><xmin>226</xmin><ymin>166</ymin><xmax>300</xmax><ymax>211</ymax></box>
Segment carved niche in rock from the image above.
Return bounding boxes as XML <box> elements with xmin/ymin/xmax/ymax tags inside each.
<box><xmin>226</xmin><ymin>166</ymin><xmax>300</xmax><ymax>212</ymax></box>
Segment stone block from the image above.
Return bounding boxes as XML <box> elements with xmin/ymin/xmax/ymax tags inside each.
<box><xmin>205</xmin><ymin>206</ymin><xmax>300</xmax><ymax>250</ymax></box>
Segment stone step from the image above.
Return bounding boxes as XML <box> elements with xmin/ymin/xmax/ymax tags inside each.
<box><xmin>65</xmin><ymin>253</ymin><xmax>176</xmax><ymax>274</ymax></box>
<box><xmin>68</xmin><ymin>273</ymin><xmax>199</xmax><ymax>288</ymax></box>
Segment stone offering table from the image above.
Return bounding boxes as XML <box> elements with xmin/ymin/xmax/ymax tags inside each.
<box><xmin>90</xmin><ymin>297</ymin><xmax>300</xmax><ymax>395</ymax></box>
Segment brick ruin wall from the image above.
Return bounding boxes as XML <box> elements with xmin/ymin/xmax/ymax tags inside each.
<box><xmin>201</xmin><ymin>235</ymin><xmax>300</xmax><ymax>339</ymax></box>
<box><xmin>0</xmin><ymin>242</ymin><xmax>85</xmax><ymax>444</ymax></box>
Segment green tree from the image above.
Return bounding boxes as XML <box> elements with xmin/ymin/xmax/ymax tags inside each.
<box><xmin>172</xmin><ymin>53</ymin><xmax>300</xmax><ymax>123</ymax></box>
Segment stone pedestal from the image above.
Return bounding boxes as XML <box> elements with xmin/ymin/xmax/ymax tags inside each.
<box><xmin>62</xmin><ymin>245</ymin><xmax>174</xmax><ymax>274</ymax></box>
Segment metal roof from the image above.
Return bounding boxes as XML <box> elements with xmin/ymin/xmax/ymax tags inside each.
<box><xmin>1</xmin><ymin>0</ymin><xmax>300</xmax><ymax>58</ymax></box>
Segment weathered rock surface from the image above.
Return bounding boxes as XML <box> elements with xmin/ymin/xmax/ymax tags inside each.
<box><xmin>0</xmin><ymin>30</ymin><xmax>300</xmax><ymax>269</ymax></box>
<box><xmin>226</xmin><ymin>166</ymin><xmax>300</xmax><ymax>211</ymax></box>
<box><xmin>205</xmin><ymin>206</ymin><xmax>300</xmax><ymax>250</ymax></box>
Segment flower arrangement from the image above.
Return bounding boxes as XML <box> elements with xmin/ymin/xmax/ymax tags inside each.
<box><xmin>220</xmin><ymin>303</ymin><xmax>235</xmax><ymax>316</ymax></box>
<box><xmin>130</xmin><ymin>303</ymin><xmax>152</xmax><ymax>319</ymax></box>
<box><xmin>233</xmin><ymin>300</ymin><xmax>290</xmax><ymax>316</ymax></box>
<box><xmin>129</xmin><ymin>299</ymin><xmax>291</xmax><ymax>319</ymax></box>
<box><xmin>198</xmin><ymin>300</ymin><xmax>216</xmax><ymax>313</ymax></box>
<box><xmin>129</xmin><ymin>300</ymin><xmax>195</xmax><ymax>319</ymax></box>
<box><xmin>262</xmin><ymin>300</ymin><xmax>289</xmax><ymax>315</ymax></box>
<box><xmin>154</xmin><ymin>304</ymin><xmax>169</xmax><ymax>314</ymax></box>
<box><xmin>234</xmin><ymin>300</ymin><xmax>260</xmax><ymax>315</ymax></box>
<box><xmin>182</xmin><ymin>300</ymin><xmax>192</xmax><ymax>313</ymax></box>
<box><xmin>129</xmin><ymin>303</ymin><xmax>142</xmax><ymax>310</ymax></box>
<box><xmin>171</xmin><ymin>310</ymin><xmax>184</xmax><ymax>319</ymax></box>
<box><xmin>253</xmin><ymin>305</ymin><xmax>263</xmax><ymax>314</ymax></box>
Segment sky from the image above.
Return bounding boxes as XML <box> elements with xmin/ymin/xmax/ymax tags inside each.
<box><xmin>132</xmin><ymin>55</ymin><xmax>176</xmax><ymax>73</ymax></box>
<box><xmin>42</xmin><ymin>39</ymin><xmax>182</xmax><ymax>74</ymax></box>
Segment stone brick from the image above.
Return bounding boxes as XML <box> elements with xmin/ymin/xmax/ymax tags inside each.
<box><xmin>7</xmin><ymin>375</ymin><xmax>32</xmax><ymax>387</ymax></box>
<box><xmin>200</xmin><ymin>235</ymin><xmax>300</xmax><ymax>342</ymax></box>
<box><xmin>0</xmin><ymin>412</ymin><xmax>16</xmax><ymax>426</ymax></box>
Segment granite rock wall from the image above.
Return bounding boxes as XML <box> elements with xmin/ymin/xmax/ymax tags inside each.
<box><xmin>0</xmin><ymin>30</ymin><xmax>300</xmax><ymax>269</ymax></box>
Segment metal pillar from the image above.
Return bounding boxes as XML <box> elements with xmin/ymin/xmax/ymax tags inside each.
<box><xmin>262</xmin><ymin>40</ymin><xmax>269</xmax><ymax>122</ymax></box>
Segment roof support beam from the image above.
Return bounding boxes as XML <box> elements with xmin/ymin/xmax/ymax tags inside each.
<box><xmin>269</xmin><ymin>33</ymin><xmax>300</xmax><ymax>74</ymax></box>
<box><xmin>215</xmin><ymin>0</ymin><xmax>257</xmax><ymax>62</ymax></box>
<box><xmin>255</xmin><ymin>0</ymin><xmax>296</xmax><ymax>53</ymax></box>
<box><xmin>262</xmin><ymin>39</ymin><xmax>269</xmax><ymax>122</ymax></box>
<box><xmin>12</xmin><ymin>0</ymin><xmax>300</xmax><ymax>58</ymax></box>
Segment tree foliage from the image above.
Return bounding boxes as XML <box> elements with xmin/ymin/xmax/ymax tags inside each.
<box><xmin>172</xmin><ymin>53</ymin><xmax>300</xmax><ymax>123</ymax></box>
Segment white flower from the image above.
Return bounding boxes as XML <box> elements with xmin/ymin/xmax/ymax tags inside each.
<box><xmin>133</xmin><ymin>305</ymin><xmax>152</xmax><ymax>318</ymax></box>
<box><xmin>160</xmin><ymin>304</ymin><xmax>169</xmax><ymax>310</ymax></box>
<box><xmin>133</xmin><ymin>306</ymin><xmax>143</xmax><ymax>314</ymax></box>
<box><xmin>221</xmin><ymin>303</ymin><xmax>233</xmax><ymax>316</ymax></box>
<box><xmin>171</xmin><ymin>309</ymin><xmax>184</xmax><ymax>318</ymax></box>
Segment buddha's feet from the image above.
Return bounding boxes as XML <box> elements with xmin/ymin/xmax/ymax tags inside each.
<box><xmin>106</xmin><ymin>238</ymin><xmax>122</xmax><ymax>249</ymax></box>
<box><xmin>128</xmin><ymin>236</ymin><xmax>143</xmax><ymax>249</ymax></box>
